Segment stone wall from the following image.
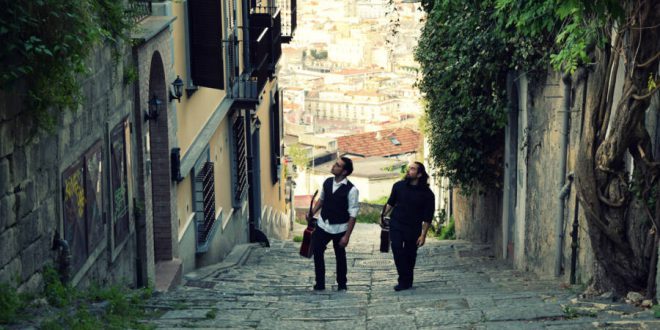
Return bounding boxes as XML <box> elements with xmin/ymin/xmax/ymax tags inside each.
<box><xmin>453</xmin><ymin>188</ymin><xmax>503</xmax><ymax>253</ymax></box>
<box><xmin>0</xmin><ymin>44</ymin><xmax>138</xmax><ymax>292</ymax></box>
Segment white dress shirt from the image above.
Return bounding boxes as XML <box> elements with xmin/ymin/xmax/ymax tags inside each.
<box><xmin>317</xmin><ymin>178</ymin><xmax>360</xmax><ymax>234</ymax></box>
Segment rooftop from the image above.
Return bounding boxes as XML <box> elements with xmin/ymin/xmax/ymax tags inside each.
<box><xmin>337</xmin><ymin>128</ymin><xmax>421</xmax><ymax>158</ymax></box>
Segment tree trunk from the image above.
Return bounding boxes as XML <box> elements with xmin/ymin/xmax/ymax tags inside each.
<box><xmin>575</xmin><ymin>1</ymin><xmax>660</xmax><ymax>296</ymax></box>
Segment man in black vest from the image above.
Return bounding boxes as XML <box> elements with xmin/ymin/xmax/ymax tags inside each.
<box><xmin>306</xmin><ymin>156</ymin><xmax>359</xmax><ymax>291</ymax></box>
<box><xmin>382</xmin><ymin>161</ymin><xmax>435</xmax><ymax>291</ymax></box>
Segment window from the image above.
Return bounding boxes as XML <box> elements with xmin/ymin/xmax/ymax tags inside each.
<box><xmin>188</xmin><ymin>0</ymin><xmax>224</xmax><ymax>89</ymax></box>
<box><xmin>270</xmin><ymin>88</ymin><xmax>283</xmax><ymax>184</ymax></box>
<box><xmin>194</xmin><ymin>161</ymin><xmax>217</xmax><ymax>251</ymax></box>
<box><xmin>231</xmin><ymin>112</ymin><xmax>248</xmax><ymax>207</ymax></box>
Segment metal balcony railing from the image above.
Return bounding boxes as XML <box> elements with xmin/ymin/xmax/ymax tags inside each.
<box><xmin>127</xmin><ymin>0</ymin><xmax>152</xmax><ymax>24</ymax></box>
<box><xmin>279</xmin><ymin>0</ymin><xmax>297</xmax><ymax>43</ymax></box>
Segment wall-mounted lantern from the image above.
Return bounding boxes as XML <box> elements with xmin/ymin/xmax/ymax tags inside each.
<box><xmin>145</xmin><ymin>95</ymin><xmax>162</xmax><ymax>121</ymax></box>
<box><xmin>169</xmin><ymin>75</ymin><xmax>184</xmax><ymax>103</ymax></box>
<box><xmin>254</xmin><ymin>116</ymin><xmax>261</xmax><ymax>129</ymax></box>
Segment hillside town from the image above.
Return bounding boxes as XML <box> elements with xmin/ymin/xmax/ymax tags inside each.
<box><xmin>279</xmin><ymin>0</ymin><xmax>427</xmax><ymax>203</ymax></box>
<box><xmin>2</xmin><ymin>0</ymin><xmax>660</xmax><ymax>329</ymax></box>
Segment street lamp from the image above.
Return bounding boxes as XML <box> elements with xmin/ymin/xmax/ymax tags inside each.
<box><xmin>145</xmin><ymin>95</ymin><xmax>162</xmax><ymax>121</ymax></box>
<box><xmin>169</xmin><ymin>75</ymin><xmax>184</xmax><ymax>102</ymax></box>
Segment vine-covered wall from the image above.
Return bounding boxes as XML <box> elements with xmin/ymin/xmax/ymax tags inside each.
<box><xmin>0</xmin><ymin>43</ymin><xmax>138</xmax><ymax>292</ymax></box>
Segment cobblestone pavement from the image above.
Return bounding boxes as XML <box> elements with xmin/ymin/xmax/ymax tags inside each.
<box><xmin>145</xmin><ymin>223</ymin><xmax>659</xmax><ymax>329</ymax></box>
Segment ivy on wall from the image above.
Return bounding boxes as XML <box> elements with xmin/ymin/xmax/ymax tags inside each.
<box><xmin>0</xmin><ymin>0</ymin><xmax>134</xmax><ymax>132</ymax></box>
<box><xmin>414</xmin><ymin>0</ymin><xmax>556</xmax><ymax>192</ymax></box>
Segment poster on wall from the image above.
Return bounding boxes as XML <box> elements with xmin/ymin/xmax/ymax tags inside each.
<box><xmin>111</xmin><ymin>121</ymin><xmax>129</xmax><ymax>245</ymax></box>
<box><xmin>84</xmin><ymin>142</ymin><xmax>105</xmax><ymax>254</ymax></box>
<box><xmin>62</xmin><ymin>159</ymin><xmax>88</xmax><ymax>274</ymax></box>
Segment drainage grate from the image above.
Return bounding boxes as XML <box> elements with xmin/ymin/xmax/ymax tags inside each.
<box><xmin>184</xmin><ymin>280</ymin><xmax>216</xmax><ymax>288</ymax></box>
<box><xmin>355</xmin><ymin>259</ymin><xmax>394</xmax><ymax>268</ymax></box>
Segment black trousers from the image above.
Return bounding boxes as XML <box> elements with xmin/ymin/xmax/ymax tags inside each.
<box><xmin>390</xmin><ymin>229</ymin><xmax>418</xmax><ymax>287</ymax></box>
<box><xmin>312</xmin><ymin>227</ymin><xmax>347</xmax><ymax>287</ymax></box>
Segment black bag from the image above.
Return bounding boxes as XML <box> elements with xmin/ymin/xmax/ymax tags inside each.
<box><xmin>380</xmin><ymin>213</ymin><xmax>390</xmax><ymax>253</ymax></box>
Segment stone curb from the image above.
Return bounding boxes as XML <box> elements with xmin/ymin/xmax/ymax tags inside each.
<box><xmin>182</xmin><ymin>243</ymin><xmax>257</xmax><ymax>281</ymax></box>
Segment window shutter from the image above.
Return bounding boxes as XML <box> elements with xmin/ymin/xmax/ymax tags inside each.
<box><xmin>188</xmin><ymin>0</ymin><xmax>224</xmax><ymax>89</ymax></box>
<box><xmin>270</xmin><ymin>89</ymin><xmax>281</xmax><ymax>184</ymax></box>
<box><xmin>233</xmin><ymin>115</ymin><xmax>248</xmax><ymax>203</ymax></box>
<box><xmin>195</xmin><ymin>162</ymin><xmax>216</xmax><ymax>244</ymax></box>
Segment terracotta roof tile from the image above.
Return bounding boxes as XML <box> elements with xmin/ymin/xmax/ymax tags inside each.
<box><xmin>337</xmin><ymin>128</ymin><xmax>421</xmax><ymax>157</ymax></box>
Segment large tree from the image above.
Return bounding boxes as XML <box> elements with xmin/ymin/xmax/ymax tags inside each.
<box><xmin>417</xmin><ymin>0</ymin><xmax>660</xmax><ymax>295</ymax></box>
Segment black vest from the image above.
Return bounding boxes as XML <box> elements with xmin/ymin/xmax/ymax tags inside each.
<box><xmin>320</xmin><ymin>177</ymin><xmax>354</xmax><ymax>224</ymax></box>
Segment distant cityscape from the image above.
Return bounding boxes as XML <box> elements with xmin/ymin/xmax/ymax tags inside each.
<box><xmin>280</xmin><ymin>0</ymin><xmax>426</xmax><ymax>201</ymax></box>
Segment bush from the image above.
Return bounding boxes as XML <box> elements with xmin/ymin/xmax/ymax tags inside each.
<box><xmin>436</xmin><ymin>216</ymin><xmax>455</xmax><ymax>240</ymax></box>
<box><xmin>0</xmin><ymin>283</ymin><xmax>23</xmax><ymax>324</ymax></box>
<box><xmin>356</xmin><ymin>211</ymin><xmax>380</xmax><ymax>224</ymax></box>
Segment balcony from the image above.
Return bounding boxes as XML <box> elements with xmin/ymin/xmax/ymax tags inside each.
<box><xmin>249</xmin><ymin>6</ymin><xmax>282</xmax><ymax>75</ymax></box>
<box><xmin>279</xmin><ymin>0</ymin><xmax>297</xmax><ymax>43</ymax></box>
<box><xmin>230</xmin><ymin>73</ymin><xmax>260</xmax><ymax>109</ymax></box>
<box><xmin>127</xmin><ymin>0</ymin><xmax>152</xmax><ymax>24</ymax></box>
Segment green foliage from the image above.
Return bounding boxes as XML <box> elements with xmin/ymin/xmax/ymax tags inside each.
<box><xmin>286</xmin><ymin>143</ymin><xmax>311</xmax><ymax>172</ymax></box>
<box><xmin>435</xmin><ymin>216</ymin><xmax>455</xmax><ymax>240</ymax></box>
<box><xmin>366</xmin><ymin>196</ymin><xmax>389</xmax><ymax>205</ymax></box>
<box><xmin>309</xmin><ymin>49</ymin><xmax>328</xmax><ymax>60</ymax></box>
<box><xmin>206</xmin><ymin>308</ymin><xmax>218</xmax><ymax>319</ymax></box>
<box><xmin>43</xmin><ymin>266</ymin><xmax>74</xmax><ymax>308</ymax></box>
<box><xmin>653</xmin><ymin>304</ymin><xmax>660</xmax><ymax>318</ymax></box>
<box><xmin>3</xmin><ymin>266</ymin><xmax>153</xmax><ymax>329</ymax></box>
<box><xmin>415</xmin><ymin>0</ymin><xmax>516</xmax><ymax>191</ymax></box>
<box><xmin>0</xmin><ymin>0</ymin><xmax>135</xmax><ymax>132</ymax></box>
<box><xmin>415</xmin><ymin>0</ymin><xmax>623</xmax><ymax>190</ymax></box>
<box><xmin>0</xmin><ymin>284</ymin><xmax>23</xmax><ymax>324</ymax></box>
<box><xmin>356</xmin><ymin>211</ymin><xmax>380</xmax><ymax>224</ymax></box>
<box><xmin>293</xmin><ymin>235</ymin><xmax>303</xmax><ymax>242</ymax></box>
<box><xmin>495</xmin><ymin>0</ymin><xmax>623</xmax><ymax>73</ymax></box>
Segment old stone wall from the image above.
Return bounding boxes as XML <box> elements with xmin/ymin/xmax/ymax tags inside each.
<box><xmin>0</xmin><ymin>43</ymin><xmax>138</xmax><ymax>292</ymax></box>
<box><xmin>518</xmin><ymin>72</ymin><xmax>566</xmax><ymax>275</ymax></box>
<box><xmin>453</xmin><ymin>188</ymin><xmax>503</xmax><ymax>255</ymax></box>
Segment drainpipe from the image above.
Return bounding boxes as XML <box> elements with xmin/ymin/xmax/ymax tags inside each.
<box><xmin>51</xmin><ymin>231</ymin><xmax>71</xmax><ymax>284</ymax></box>
<box><xmin>569</xmin><ymin>197</ymin><xmax>580</xmax><ymax>284</ymax></box>
<box><xmin>246</xmin><ymin>111</ymin><xmax>256</xmax><ymax>243</ymax></box>
<box><xmin>555</xmin><ymin>73</ymin><xmax>572</xmax><ymax>277</ymax></box>
<box><xmin>503</xmin><ymin>72</ymin><xmax>519</xmax><ymax>259</ymax></box>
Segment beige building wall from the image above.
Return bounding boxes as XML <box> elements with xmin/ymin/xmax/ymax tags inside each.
<box><xmin>210</xmin><ymin>116</ymin><xmax>234</xmax><ymax>221</ymax></box>
<box><xmin>170</xmin><ymin>2</ymin><xmax>228</xmax><ymax>156</ymax></box>
<box><xmin>258</xmin><ymin>80</ymin><xmax>286</xmax><ymax>214</ymax></box>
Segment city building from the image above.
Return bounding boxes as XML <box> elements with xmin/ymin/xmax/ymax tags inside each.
<box><xmin>0</xmin><ymin>0</ymin><xmax>296</xmax><ymax>293</ymax></box>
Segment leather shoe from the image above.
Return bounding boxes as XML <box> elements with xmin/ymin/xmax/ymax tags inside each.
<box><xmin>337</xmin><ymin>284</ymin><xmax>347</xmax><ymax>291</ymax></box>
<box><xmin>313</xmin><ymin>284</ymin><xmax>325</xmax><ymax>291</ymax></box>
<box><xmin>394</xmin><ymin>284</ymin><xmax>411</xmax><ymax>291</ymax></box>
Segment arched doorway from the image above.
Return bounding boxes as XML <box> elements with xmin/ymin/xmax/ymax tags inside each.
<box><xmin>147</xmin><ymin>52</ymin><xmax>174</xmax><ymax>261</ymax></box>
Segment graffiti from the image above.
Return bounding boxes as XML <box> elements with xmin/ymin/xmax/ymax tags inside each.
<box><xmin>113</xmin><ymin>184</ymin><xmax>127</xmax><ymax>219</ymax></box>
<box><xmin>64</xmin><ymin>169</ymin><xmax>86</xmax><ymax>218</ymax></box>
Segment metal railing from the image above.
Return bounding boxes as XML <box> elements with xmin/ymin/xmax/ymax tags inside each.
<box><xmin>127</xmin><ymin>0</ymin><xmax>152</xmax><ymax>24</ymax></box>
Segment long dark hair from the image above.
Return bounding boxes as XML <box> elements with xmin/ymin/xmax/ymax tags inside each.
<box><xmin>414</xmin><ymin>161</ymin><xmax>430</xmax><ymax>186</ymax></box>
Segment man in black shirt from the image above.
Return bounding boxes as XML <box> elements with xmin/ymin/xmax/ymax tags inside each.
<box><xmin>382</xmin><ymin>161</ymin><xmax>435</xmax><ymax>291</ymax></box>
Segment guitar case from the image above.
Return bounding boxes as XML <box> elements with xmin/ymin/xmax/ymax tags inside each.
<box><xmin>299</xmin><ymin>190</ymin><xmax>318</xmax><ymax>258</ymax></box>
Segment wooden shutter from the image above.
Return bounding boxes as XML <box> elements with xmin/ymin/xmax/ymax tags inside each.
<box><xmin>188</xmin><ymin>0</ymin><xmax>224</xmax><ymax>89</ymax></box>
<box><xmin>270</xmin><ymin>89</ymin><xmax>281</xmax><ymax>184</ymax></box>
<box><xmin>233</xmin><ymin>116</ymin><xmax>248</xmax><ymax>203</ymax></box>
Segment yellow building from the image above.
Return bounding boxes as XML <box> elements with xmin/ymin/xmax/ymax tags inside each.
<box><xmin>133</xmin><ymin>0</ymin><xmax>297</xmax><ymax>291</ymax></box>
